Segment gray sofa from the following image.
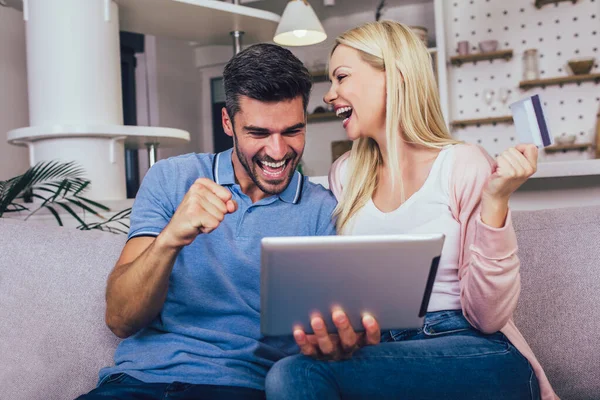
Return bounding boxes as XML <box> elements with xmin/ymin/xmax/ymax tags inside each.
<box><xmin>1</xmin><ymin>206</ymin><xmax>599</xmax><ymax>400</ymax></box>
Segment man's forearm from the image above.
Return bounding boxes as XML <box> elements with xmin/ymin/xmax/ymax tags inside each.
<box><xmin>105</xmin><ymin>234</ymin><xmax>181</xmax><ymax>338</ymax></box>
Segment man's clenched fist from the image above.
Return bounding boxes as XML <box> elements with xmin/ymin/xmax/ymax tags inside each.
<box><xmin>160</xmin><ymin>178</ymin><xmax>238</xmax><ymax>249</ymax></box>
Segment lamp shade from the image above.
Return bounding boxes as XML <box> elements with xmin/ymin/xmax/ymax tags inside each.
<box><xmin>273</xmin><ymin>0</ymin><xmax>327</xmax><ymax>46</ymax></box>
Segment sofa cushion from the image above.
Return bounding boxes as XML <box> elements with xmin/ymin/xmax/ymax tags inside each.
<box><xmin>2</xmin><ymin>204</ymin><xmax>600</xmax><ymax>399</ymax></box>
<box><xmin>512</xmin><ymin>205</ymin><xmax>600</xmax><ymax>399</ymax></box>
<box><xmin>0</xmin><ymin>218</ymin><xmax>125</xmax><ymax>400</ymax></box>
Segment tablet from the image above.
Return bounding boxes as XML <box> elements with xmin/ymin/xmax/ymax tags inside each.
<box><xmin>260</xmin><ymin>234</ymin><xmax>444</xmax><ymax>336</ymax></box>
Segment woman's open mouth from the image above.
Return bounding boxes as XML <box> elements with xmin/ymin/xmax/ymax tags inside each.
<box><xmin>336</xmin><ymin>106</ymin><xmax>353</xmax><ymax>129</ymax></box>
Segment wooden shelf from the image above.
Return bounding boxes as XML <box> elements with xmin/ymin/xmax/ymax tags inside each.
<box><xmin>535</xmin><ymin>0</ymin><xmax>578</xmax><ymax>9</ymax></box>
<box><xmin>544</xmin><ymin>143</ymin><xmax>593</xmax><ymax>153</ymax></box>
<box><xmin>310</xmin><ymin>70</ymin><xmax>329</xmax><ymax>83</ymax></box>
<box><xmin>307</xmin><ymin>112</ymin><xmax>338</xmax><ymax>123</ymax></box>
<box><xmin>451</xmin><ymin>116</ymin><xmax>514</xmax><ymax>129</ymax></box>
<box><xmin>520</xmin><ymin>73</ymin><xmax>600</xmax><ymax>90</ymax></box>
<box><xmin>450</xmin><ymin>50</ymin><xmax>513</xmax><ymax>66</ymax></box>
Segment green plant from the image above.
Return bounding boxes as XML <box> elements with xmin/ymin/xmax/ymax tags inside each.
<box><xmin>0</xmin><ymin>160</ymin><xmax>131</xmax><ymax>234</ymax></box>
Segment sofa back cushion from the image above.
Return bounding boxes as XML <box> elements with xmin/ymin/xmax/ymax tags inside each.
<box><xmin>512</xmin><ymin>205</ymin><xmax>600</xmax><ymax>399</ymax></box>
<box><xmin>0</xmin><ymin>218</ymin><xmax>125</xmax><ymax>400</ymax></box>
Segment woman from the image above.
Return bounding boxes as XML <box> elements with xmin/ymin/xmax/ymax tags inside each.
<box><xmin>265</xmin><ymin>21</ymin><xmax>556</xmax><ymax>400</ymax></box>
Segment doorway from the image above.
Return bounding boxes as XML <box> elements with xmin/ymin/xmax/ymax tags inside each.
<box><xmin>211</xmin><ymin>77</ymin><xmax>233</xmax><ymax>153</ymax></box>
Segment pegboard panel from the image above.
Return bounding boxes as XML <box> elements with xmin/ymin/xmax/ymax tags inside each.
<box><xmin>445</xmin><ymin>0</ymin><xmax>599</xmax><ymax>161</ymax></box>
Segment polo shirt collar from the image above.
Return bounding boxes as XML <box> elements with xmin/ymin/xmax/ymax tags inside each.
<box><xmin>213</xmin><ymin>148</ymin><xmax>236</xmax><ymax>185</ymax></box>
<box><xmin>212</xmin><ymin>148</ymin><xmax>304</xmax><ymax>204</ymax></box>
<box><xmin>278</xmin><ymin>168</ymin><xmax>304</xmax><ymax>204</ymax></box>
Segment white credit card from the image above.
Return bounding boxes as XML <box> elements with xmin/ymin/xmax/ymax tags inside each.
<box><xmin>509</xmin><ymin>94</ymin><xmax>554</xmax><ymax>148</ymax></box>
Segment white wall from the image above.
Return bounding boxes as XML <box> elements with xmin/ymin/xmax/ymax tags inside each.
<box><xmin>154</xmin><ymin>36</ymin><xmax>201</xmax><ymax>160</ymax></box>
<box><xmin>0</xmin><ymin>7</ymin><xmax>29</xmax><ymax>180</ymax></box>
<box><xmin>136</xmin><ymin>35</ymin><xmax>202</xmax><ymax>179</ymax></box>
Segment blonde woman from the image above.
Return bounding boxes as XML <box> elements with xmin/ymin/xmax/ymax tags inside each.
<box><xmin>266</xmin><ymin>21</ymin><xmax>556</xmax><ymax>400</ymax></box>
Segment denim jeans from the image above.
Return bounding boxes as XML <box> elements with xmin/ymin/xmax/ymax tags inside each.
<box><xmin>76</xmin><ymin>373</ymin><xmax>266</xmax><ymax>400</ymax></box>
<box><xmin>265</xmin><ymin>310</ymin><xmax>540</xmax><ymax>400</ymax></box>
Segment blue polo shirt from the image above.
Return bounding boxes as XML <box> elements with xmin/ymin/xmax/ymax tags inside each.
<box><xmin>99</xmin><ymin>149</ymin><xmax>337</xmax><ymax>390</ymax></box>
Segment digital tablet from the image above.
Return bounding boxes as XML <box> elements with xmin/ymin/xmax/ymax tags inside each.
<box><xmin>260</xmin><ymin>234</ymin><xmax>444</xmax><ymax>336</ymax></box>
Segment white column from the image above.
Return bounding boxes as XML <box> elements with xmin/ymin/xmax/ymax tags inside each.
<box><xmin>23</xmin><ymin>0</ymin><xmax>126</xmax><ymax>200</ymax></box>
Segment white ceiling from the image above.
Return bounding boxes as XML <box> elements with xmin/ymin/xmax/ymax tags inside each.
<box><xmin>241</xmin><ymin>0</ymin><xmax>433</xmax><ymax>20</ymax></box>
<box><xmin>2</xmin><ymin>0</ymin><xmax>433</xmax><ymax>20</ymax></box>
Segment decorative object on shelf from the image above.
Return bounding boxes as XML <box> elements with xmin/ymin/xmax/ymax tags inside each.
<box><xmin>523</xmin><ymin>49</ymin><xmax>540</xmax><ymax>81</ymax></box>
<box><xmin>544</xmin><ymin>143</ymin><xmax>592</xmax><ymax>153</ymax></box>
<box><xmin>307</xmin><ymin>112</ymin><xmax>337</xmax><ymax>123</ymax></box>
<box><xmin>482</xmin><ymin>89</ymin><xmax>495</xmax><ymax>112</ymax></box>
<box><xmin>274</xmin><ymin>0</ymin><xmax>327</xmax><ymax>46</ymax></box>
<box><xmin>312</xmin><ymin>106</ymin><xmax>327</xmax><ymax>114</ymax></box>
<box><xmin>478</xmin><ymin>40</ymin><xmax>498</xmax><ymax>53</ymax></box>
<box><xmin>498</xmin><ymin>88</ymin><xmax>512</xmax><ymax>106</ymax></box>
<box><xmin>331</xmin><ymin>140</ymin><xmax>353</xmax><ymax>162</ymax></box>
<box><xmin>519</xmin><ymin>73</ymin><xmax>600</xmax><ymax>90</ymax></box>
<box><xmin>310</xmin><ymin>60</ymin><xmax>327</xmax><ymax>72</ymax></box>
<box><xmin>555</xmin><ymin>134</ymin><xmax>577</xmax><ymax>145</ymax></box>
<box><xmin>309</xmin><ymin>69</ymin><xmax>329</xmax><ymax>83</ymax></box>
<box><xmin>535</xmin><ymin>0</ymin><xmax>579</xmax><ymax>9</ymax></box>
<box><xmin>450</xmin><ymin>50</ymin><xmax>513</xmax><ymax>66</ymax></box>
<box><xmin>567</xmin><ymin>58</ymin><xmax>595</xmax><ymax>76</ymax></box>
<box><xmin>457</xmin><ymin>41</ymin><xmax>470</xmax><ymax>56</ymax></box>
<box><xmin>450</xmin><ymin>116</ymin><xmax>513</xmax><ymax>129</ymax></box>
<box><xmin>409</xmin><ymin>26</ymin><xmax>429</xmax><ymax>48</ymax></box>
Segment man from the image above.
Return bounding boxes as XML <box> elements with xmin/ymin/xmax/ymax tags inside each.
<box><xmin>78</xmin><ymin>43</ymin><xmax>337</xmax><ymax>400</ymax></box>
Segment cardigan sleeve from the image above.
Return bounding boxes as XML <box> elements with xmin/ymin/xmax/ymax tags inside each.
<box><xmin>449</xmin><ymin>144</ymin><xmax>521</xmax><ymax>334</ymax></box>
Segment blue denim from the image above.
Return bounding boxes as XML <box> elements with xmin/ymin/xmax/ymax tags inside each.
<box><xmin>77</xmin><ymin>373</ymin><xmax>266</xmax><ymax>400</ymax></box>
<box><xmin>266</xmin><ymin>310</ymin><xmax>540</xmax><ymax>400</ymax></box>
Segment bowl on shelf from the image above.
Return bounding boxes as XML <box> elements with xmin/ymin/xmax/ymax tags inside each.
<box><xmin>478</xmin><ymin>40</ymin><xmax>498</xmax><ymax>53</ymax></box>
<box><xmin>554</xmin><ymin>134</ymin><xmax>577</xmax><ymax>145</ymax></box>
<box><xmin>567</xmin><ymin>58</ymin><xmax>595</xmax><ymax>75</ymax></box>
<box><xmin>409</xmin><ymin>26</ymin><xmax>429</xmax><ymax>48</ymax></box>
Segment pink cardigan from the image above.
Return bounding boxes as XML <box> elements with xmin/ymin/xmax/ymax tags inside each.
<box><xmin>329</xmin><ymin>144</ymin><xmax>557</xmax><ymax>400</ymax></box>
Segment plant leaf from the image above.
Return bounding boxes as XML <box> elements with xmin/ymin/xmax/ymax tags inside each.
<box><xmin>76</xmin><ymin>196</ymin><xmax>111</xmax><ymax>212</ymax></box>
<box><xmin>73</xmin><ymin>180</ymin><xmax>90</xmax><ymax>196</ymax></box>
<box><xmin>54</xmin><ymin>202</ymin><xmax>89</xmax><ymax>229</ymax></box>
<box><xmin>0</xmin><ymin>161</ymin><xmax>115</xmax><ymax>229</ymax></box>
<box><xmin>65</xmin><ymin>198</ymin><xmax>105</xmax><ymax>219</ymax></box>
<box><xmin>45</xmin><ymin>205</ymin><xmax>63</xmax><ymax>226</ymax></box>
<box><xmin>2</xmin><ymin>203</ymin><xmax>29</xmax><ymax>213</ymax></box>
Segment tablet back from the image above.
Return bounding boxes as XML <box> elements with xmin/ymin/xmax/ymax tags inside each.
<box><xmin>260</xmin><ymin>234</ymin><xmax>444</xmax><ymax>336</ymax></box>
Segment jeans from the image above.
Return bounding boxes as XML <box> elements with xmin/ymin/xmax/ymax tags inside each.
<box><xmin>76</xmin><ymin>373</ymin><xmax>266</xmax><ymax>400</ymax></box>
<box><xmin>265</xmin><ymin>310</ymin><xmax>540</xmax><ymax>400</ymax></box>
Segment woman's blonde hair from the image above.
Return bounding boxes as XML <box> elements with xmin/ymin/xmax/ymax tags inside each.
<box><xmin>332</xmin><ymin>20</ymin><xmax>460</xmax><ymax>232</ymax></box>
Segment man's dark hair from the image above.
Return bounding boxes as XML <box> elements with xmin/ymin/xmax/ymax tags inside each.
<box><xmin>223</xmin><ymin>43</ymin><xmax>312</xmax><ymax>122</ymax></box>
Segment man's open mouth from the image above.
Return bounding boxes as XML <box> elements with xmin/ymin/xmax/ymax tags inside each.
<box><xmin>256</xmin><ymin>159</ymin><xmax>290</xmax><ymax>178</ymax></box>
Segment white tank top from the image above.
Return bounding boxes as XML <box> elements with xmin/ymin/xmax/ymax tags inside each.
<box><xmin>344</xmin><ymin>145</ymin><xmax>461</xmax><ymax>312</ymax></box>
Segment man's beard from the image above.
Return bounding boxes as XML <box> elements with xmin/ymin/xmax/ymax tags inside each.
<box><xmin>232</xmin><ymin>131</ymin><xmax>301</xmax><ymax>196</ymax></box>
